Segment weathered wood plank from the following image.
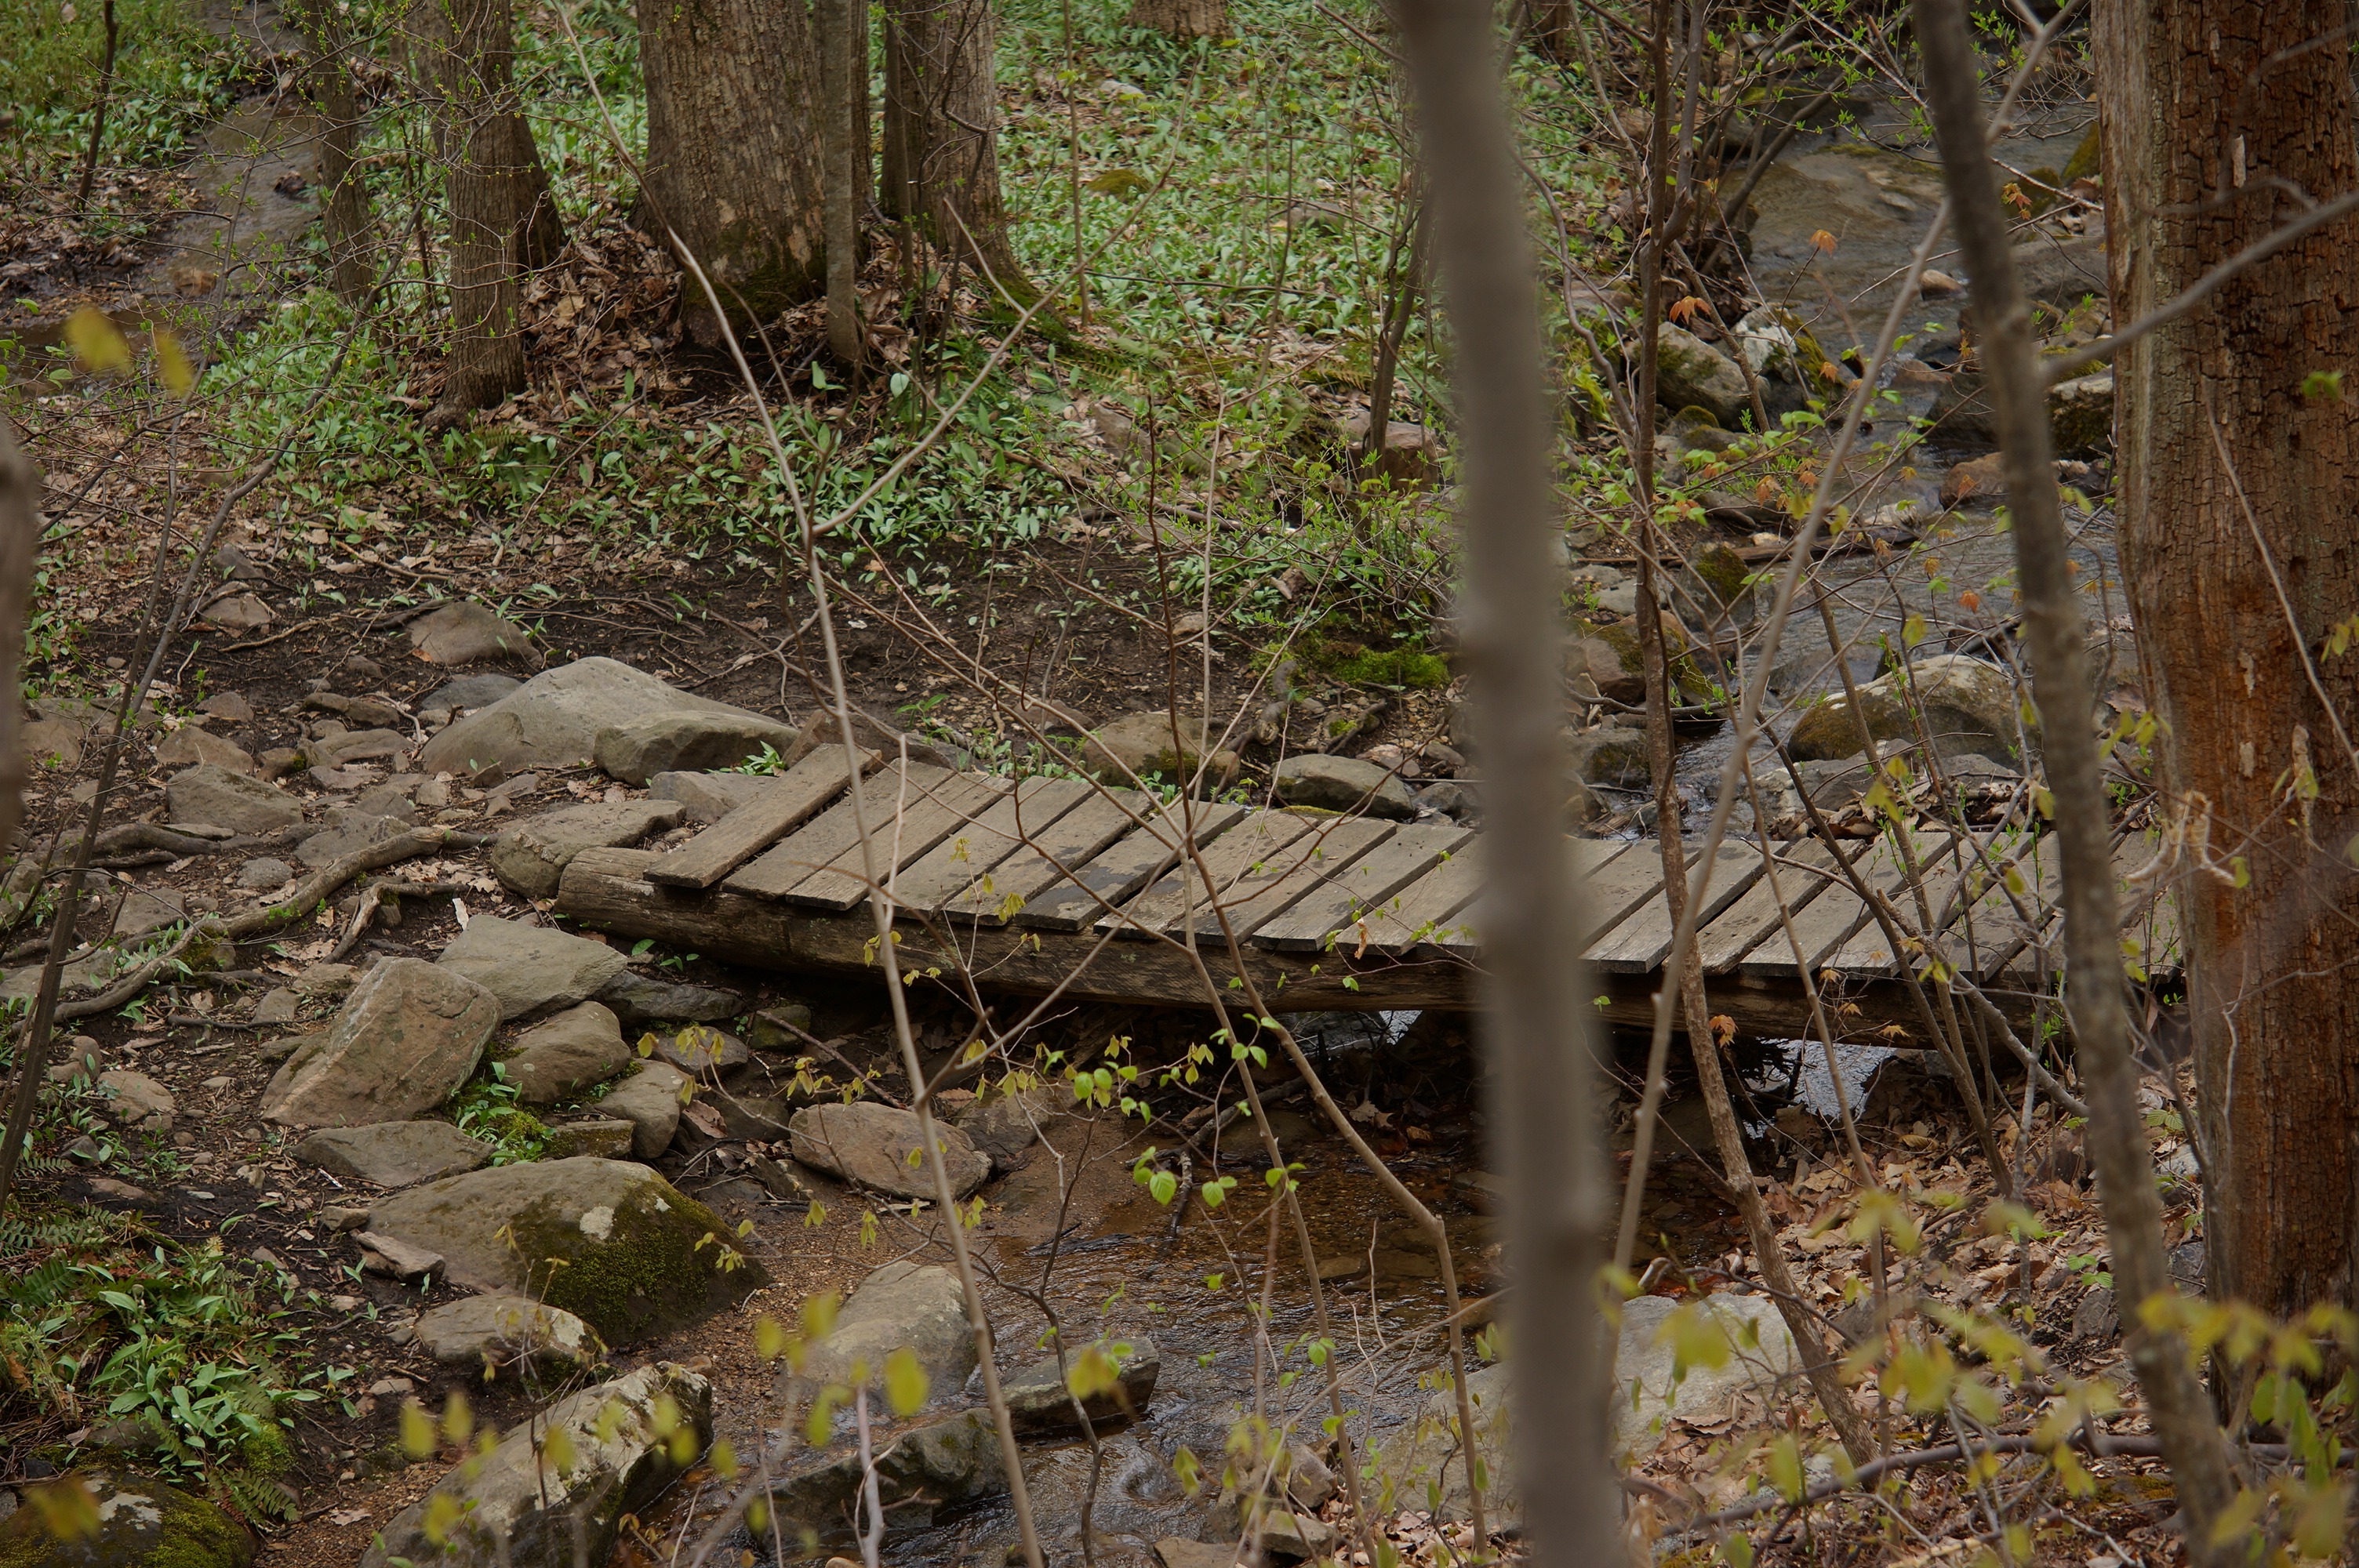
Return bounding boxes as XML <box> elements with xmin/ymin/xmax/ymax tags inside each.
<box><xmin>1696</xmin><ymin>838</ymin><xmax>1847</xmax><ymax>974</ymax></box>
<box><xmin>944</xmin><ymin>787</ymin><xmax>1150</xmax><ymax>923</ymax></box>
<box><xmin>889</xmin><ymin>776</ymin><xmax>1096</xmax><ymax>914</ymax></box>
<box><xmin>1739</xmin><ymin>832</ymin><xmax>1946</xmax><ymax>978</ymax></box>
<box><xmin>784</xmin><ymin>772</ymin><xmax>1012</xmax><ymax>911</ymax></box>
<box><xmin>1434</xmin><ymin>839</ymin><xmax>1633</xmax><ymax>955</ymax></box>
<box><xmin>1826</xmin><ymin>832</ymin><xmax>1971</xmax><ymax>975</ymax></box>
<box><xmin>1106</xmin><ymin>811</ymin><xmax>1318</xmax><ymax>937</ymax></box>
<box><xmin>1012</xmin><ymin>800</ymin><xmax>1250</xmax><ymax>933</ymax></box>
<box><xmin>723</xmin><ymin>762</ymin><xmax>954</xmax><ymax>901</ymax></box>
<box><xmin>645</xmin><ymin>748</ymin><xmax>866</xmax><ymax>890</ymax></box>
<box><xmin>1254</xmin><ymin>823</ymin><xmax>1474</xmax><ymax>953</ymax></box>
<box><xmin>1934</xmin><ymin>833</ymin><xmax>2063</xmax><ymax>982</ymax></box>
<box><xmin>1170</xmin><ymin>816</ymin><xmax>1398</xmax><ymax>942</ymax></box>
<box><xmin>1338</xmin><ymin>839</ymin><xmax>1488</xmax><ymax>954</ymax></box>
<box><xmin>1589</xmin><ymin>840</ymin><xmax>1768</xmax><ymax>974</ymax></box>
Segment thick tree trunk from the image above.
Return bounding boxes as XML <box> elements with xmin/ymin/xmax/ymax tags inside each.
<box><xmin>291</xmin><ymin>0</ymin><xmax>375</xmax><ymax>303</ymax></box>
<box><xmin>422</xmin><ymin>0</ymin><xmax>562</xmax><ymax>416</ymax></box>
<box><xmin>2094</xmin><ymin>0</ymin><xmax>2359</xmax><ymax>1318</ymax></box>
<box><xmin>638</xmin><ymin>0</ymin><xmax>828</xmax><ymax>333</ymax></box>
<box><xmin>819</xmin><ymin>0</ymin><xmax>867</xmax><ymax>364</ymax></box>
<box><xmin>1124</xmin><ymin>0</ymin><xmax>1229</xmax><ymax>41</ymax></box>
<box><xmin>882</xmin><ymin>0</ymin><xmax>1028</xmax><ymax>296</ymax></box>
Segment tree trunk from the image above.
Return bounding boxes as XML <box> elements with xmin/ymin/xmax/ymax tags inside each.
<box><xmin>638</xmin><ymin>0</ymin><xmax>829</xmax><ymax>335</ymax></box>
<box><xmin>422</xmin><ymin>0</ymin><xmax>562</xmax><ymax>416</ymax></box>
<box><xmin>2094</xmin><ymin>0</ymin><xmax>2359</xmax><ymax>1319</ymax></box>
<box><xmin>882</xmin><ymin>0</ymin><xmax>1028</xmax><ymax>296</ymax></box>
<box><xmin>819</xmin><ymin>0</ymin><xmax>867</xmax><ymax>365</ymax></box>
<box><xmin>290</xmin><ymin>0</ymin><xmax>375</xmax><ymax>303</ymax></box>
<box><xmin>1124</xmin><ymin>0</ymin><xmax>1229</xmax><ymax>41</ymax></box>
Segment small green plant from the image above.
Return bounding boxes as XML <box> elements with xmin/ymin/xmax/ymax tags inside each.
<box><xmin>729</xmin><ymin>742</ymin><xmax>788</xmax><ymax>775</ymax></box>
<box><xmin>449</xmin><ymin>1068</ymin><xmax>551</xmax><ymax>1163</ymax></box>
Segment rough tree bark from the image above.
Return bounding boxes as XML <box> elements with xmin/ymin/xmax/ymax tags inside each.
<box><xmin>290</xmin><ymin>0</ymin><xmax>376</xmax><ymax>303</ymax></box>
<box><xmin>0</xmin><ymin>421</ymin><xmax>36</xmax><ymax>861</ymax></box>
<box><xmin>1919</xmin><ymin>0</ymin><xmax>2241</xmax><ymax>1550</ymax></box>
<box><xmin>639</xmin><ymin>0</ymin><xmax>830</xmax><ymax>334</ymax></box>
<box><xmin>421</xmin><ymin>0</ymin><xmax>565</xmax><ymax>417</ymax></box>
<box><xmin>2093</xmin><ymin>0</ymin><xmax>2359</xmax><ymax>1319</ymax></box>
<box><xmin>1398</xmin><ymin>0</ymin><xmax>1617</xmax><ymax>1552</ymax></box>
<box><xmin>882</xmin><ymin>0</ymin><xmax>1029</xmax><ymax>296</ymax></box>
<box><xmin>818</xmin><ymin>0</ymin><xmax>868</xmax><ymax>364</ymax></box>
<box><xmin>1124</xmin><ymin>0</ymin><xmax>1230</xmax><ymax>42</ymax></box>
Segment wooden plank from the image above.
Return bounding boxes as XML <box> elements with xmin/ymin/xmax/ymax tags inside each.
<box><xmin>1105</xmin><ymin>811</ymin><xmax>1319</xmax><ymax>938</ymax></box>
<box><xmin>1012</xmin><ymin>799</ymin><xmax>1250</xmax><ymax>933</ymax></box>
<box><xmin>1255</xmin><ymin>823</ymin><xmax>1475</xmax><ymax>953</ymax></box>
<box><xmin>1934</xmin><ymin>833</ymin><xmax>2063</xmax><ymax>982</ymax></box>
<box><xmin>723</xmin><ymin>762</ymin><xmax>954</xmax><ymax>901</ymax></box>
<box><xmin>1739</xmin><ymin>832</ymin><xmax>1937</xmax><ymax>978</ymax></box>
<box><xmin>1696</xmin><ymin>838</ymin><xmax>1847</xmax><ymax>974</ymax></box>
<box><xmin>1589</xmin><ymin>840</ymin><xmax>1768</xmax><ymax>974</ymax></box>
<box><xmin>889</xmin><ymin>776</ymin><xmax>1096</xmax><ymax>914</ymax></box>
<box><xmin>1169</xmin><ymin>816</ymin><xmax>1398</xmax><ymax>942</ymax></box>
<box><xmin>1434</xmin><ymin>839</ymin><xmax>1633</xmax><ymax>955</ymax></box>
<box><xmin>1342</xmin><ymin>839</ymin><xmax>1489</xmax><ymax>954</ymax></box>
<box><xmin>1825</xmin><ymin>832</ymin><xmax>1969</xmax><ymax>975</ymax></box>
<box><xmin>784</xmin><ymin>772</ymin><xmax>1013</xmax><ymax>910</ymax></box>
<box><xmin>645</xmin><ymin>748</ymin><xmax>863</xmax><ymax>890</ymax></box>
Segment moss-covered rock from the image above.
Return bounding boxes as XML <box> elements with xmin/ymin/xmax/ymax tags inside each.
<box><xmin>1568</xmin><ymin>725</ymin><xmax>1652</xmax><ymax>789</ymax></box>
<box><xmin>1785</xmin><ymin>654</ymin><xmax>2032</xmax><ymax>767</ymax></box>
<box><xmin>1653</xmin><ymin>324</ymin><xmax>1750</xmax><ymax>428</ymax></box>
<box><xmin>0</xmin><ymin>1470</ymin><xmax>254</xmax><ymax>1568</ymax></box>
<box><xmin>1732</xmin><ymin>304</ymin><xmax>1839</xmax><ymax>417</ymax></box>
<box><xmin>2063</xmin><ymin>122</ymin><xmax>2102</xmax><ymax>184</ymax></box>
<box><xmin>2048</xmin><ymin>369</ymin><xmax>2114</xmax><ymax>454</ymax></box>
<box><xmin>365</xmin><ymin>1157</ymin><xmax>767</xmax><ymax>1343</ymax></box>
<box><xmin>1576</xmin><ymin>615</ymin><xmax>1717</xmax><ymax>706</ymax></box>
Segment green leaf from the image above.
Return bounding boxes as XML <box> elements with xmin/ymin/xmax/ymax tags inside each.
<box><xmin>1148</xmin><ymin>1170</ymin><xmax>1178</xmax><ymax>1206</ymax></box>
<box><xmin>883</xmin><ymin>1348</ymin><xmax>929</xmax><ymax>1416</ymax></box>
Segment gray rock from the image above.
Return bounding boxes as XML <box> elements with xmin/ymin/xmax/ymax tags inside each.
<box><xmin>24</xmin><ymin>715</ymin><xmax>87</xmax><ymax>771</ymax></box>
<box><xmin>598</xmin><ymin>1062</ymin><xmax>689</xmax><ymax>1158</ymax></box>
<box><xmin>95</xmin><ymin>1069</ymin><xmax>175</xmax><ymax>1131</ymax></box>
<box><xmin>1379</xmin><ymin>1361</ymin><xmax>1513</xmax><ymax>1524</ymax></box>
<box><xmin>1786</xmin><ymin>654</ymin><xmax>2030</xmax><ymax>767</ymax></box>
<box><xmin>198</xmin><ymin>687</ymin><xmax>252</xmax><ymax>718</ymax></box>
<box><xmin>1568</xmin><ymin>724</ymin><xmax>1652</xmax><ymax>789</ymax></box>
<box><xmin>1081</xmin><ymin>711</ymin><xmax>1240</xmax><ymax>789</ymax></box>
<box><xmin>438</xmin><ymin>915</ymin><xmax>629</xmax><ymax>1020</ymax></box>
<box><xmin>1157</xmin><ymin>1541</ymin><xmax>1244</xmax><ymax>1568</ymax></box>
<box><xmin>165</xmin><ymin>764</ymin><xmax>303</xmax><ymax>835</ymax></box>
<box><xmin>1654</xmin><ymin>323</ymin><xmax>1751</xmax><ymax>427</ymax></box>
<box><xmin>200</xmin><ymin>590</ymin><xmax>274</xmax><ymax>630</ymax></box>
<box><xmin>427</xmin><ymin>673</ymin><xmax>525</xmax><ymax>711</ymax></box>
<box><xmin>234</xmin><ymin>856</ymin><xmax>294</xmax><ymax>890</ymax></box>
<box><xmin>593</xmin><ymin>710</ymin><xmax>799</xmax><ymax>786</ymax></box>
<box><xmin>420</xmin><ymin>657</ymin><xmax>779</xmax><ymax>779</ymax></box>
<box><xmin>355</xmin><ymin>1229</ymin><xmax>445</xmax><ymax>1280</ymax></box>
<box><xmin>295</xmin><ymin>811</ymin><xmax>408</xmax><ymax>868</ymax></box>
<box><xmin>366</xmin><ymin>1157</ymin><xmax>767</xmax><ymax>1341</ymax></box>
<box><xmin>490</xmin><ymin>799</ymin><xmax>687</xmax><ymax>899</ymax></box>
<box><xmin>1567</xmin><ymin>633</ymin><xmax>1644</xmax><ymax>704</ymax></box>
<box><xmin>594</xmin><ymin>971</ymin><xmax>743</xmax><ymax>1029</ymax></box>
<box><xmin>801</xmin><ymin>1261</ymin><xmax>979</xmax><ymax>1402</ymax></box>
<box><xmin>407</xmin><ymin>601</ymin><xmax>541</xmax><ymax>668</ymax></box>
<box><xmin>1270</xmin><ymin>754</ymin><xmax>1417</xmax><ymax>819</ymax></box>
<box><xmin>293</xmin><ymin>960</ymin><xmax>359</xmax><ymax>995</ymax></box>
<box><xmin>260</xmin><ymin>958</ymin><xmax>502</xmax><ymax>1127</ymax></box>
<box><xmin>293</xmin><ymin>1120</ymin><xmax>494</xmax><ymax>1186</ymax></box>
<box><xmin>413</xmin><ymin>1292</ymin><xmax>605</xmax><ymax>1378</ymax></box>
<box><xmin>654</xmin><ymin>1025</ymin><xmax>750</xmax><ymax>1075</ymax></box>
<box><xmin>502</xmin><ymin>1001</ymin><xmax>631</xmax><ymax>1103</ymax></box>
<box><xmin>789</xmin><ymin>1102</ymin><xmax>990</xmax><ymax>1200</ymax></box>
<box><xmin>253</xmin><ymin>988</ymin><xmax>300</xmax><ymax>1025</ymax></box>
<box><xmin>951</xmin><ymin>1083</ymin><xmax>1061</xmax><ymax>1169</ymax></box>
<box><xmin>648</xmin><ymin>768</ymin><xmax>783</xmax><ymax>824</ymax></box>
<box><xmin>308</xmin><ymin>728</ymin><xmax>409</xmax><ymax>769</ymax></box>
<box><xmin>360</xmin><ymin>1363</ymin><xmax>709</xmax><ymax>1568</ymax></box>
<box><xmin>1002</xmin><ymin>1334</ymin><xmax>1161</xmax><ymax>1432</ymax></box>
<box><xmin>154</xmin><ymin>726</ymin><xmax>254</xmax><ymax>775</ymax></box>
<box><xmin>543</xmin><ymin>1118</ymin><xmax>638</xmax><ymax>1160</ymax></box>
<box><xmin>741</xmin><ymin>1003</ymin><xmax>815</xmax><ymax>1048</ymax></box>
<box><xmin>2050</xmin><ymin>369</ymin><xmax>2114</xmax><ymax>454</ymax></box>
<box><xmin>0</xmin><ymin>1467</ymin><xmax>255</xmax><ymax>1566</ymax></box>
<box><xmin>351</xmin><ymin>780</ymin><xmax>420</xmax><ymax>822</ymax></box>
<box><xmin>2072</xmin><ymin>1286</ymin><xmax>2118</xmax><ymax>1342</ymax></box>
<box><xmin>111</xmin><ymin>887</ymin><xmax>187</xmax><ymax>938</ymax></box>
<box><xmin>1613</xmin><ymin>1293</ymin><xmax>1798</xmax><ymax>1458</ymax></box>
<box><xmin>1416</xmin><ymin>779</ymin><xmax>1478</xmax><ymax>821</ymax></box>
<box><xmin>766</xmin><ymin>1408</ymin><xmax>1004</xmax><ymax>1535</ymax></box>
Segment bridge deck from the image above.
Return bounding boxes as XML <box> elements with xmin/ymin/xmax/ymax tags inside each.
<box><xmin>554</xmin><ymin>751</ymin><xmax>2169</xmax><ymax>1041</ymax></box>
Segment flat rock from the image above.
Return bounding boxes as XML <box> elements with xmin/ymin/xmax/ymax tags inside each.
<box><xmin>412</xmin><ymin>1292</ymin><xmax>605</xmax><ymax>1377</ymax></box>
<box><xmin>96</xmin><ymin>1069</ymin><xmax>175</xmax><ymax>1131</ymax></box>
<box><xmin>502</xmin><ymin>1001</ymin><xmax>631</xmax><ymax>1103</ymax></box>
<box><xmin>355</xmin><ymin>1229</ymin><xmax>445</xmax><ymax>1280</ymax></box>
<box><xmin>200</xmin><ymin>590</ymin><xmax>274</xmax><ymax>630</ymax></box>
<box><xmin>111</xmin><ymin>887</ymin><xmax>187</xmax><ymax>938</ymax></box>
<box><xmin>1377</xmin><ymin>1361</ymin><xmax>1513</xmax><ymax>1524</ymax></box>
<box><xmin>648</xmin><ymin>768</ymin><xmax>783</xmax><ymax>824</ymax></box>
<box><xmin>1655</xmin><ymin>323</ymin><xmax>1750</xmax><ymax>427</ymax></box>
<box><xmin>1002</xmin><ymin>1334</ymin><xmax>1160</xmax><ymax>1433</ymax></box>
<box><xmin>798</xmin><ymin>1261</ymin><xmax>978</xmax><ymax>1403</ymax></box>
<box><xmin>490</xmin><ymin>799</ymin><xmax>686</xmax><ymax>899</ymax></box>
<box><xmin>234</xmin><ymin>856</ymin><xmax>293</xmax><ymax>890</ymax></box>
<box><xmin>0</xmin><ymin>1467</ymin><xmax>256</xmax><ymax>1567</ymax></box>
<box><xmin>1157</xmin><ymin>1542</ymin><xmax>1245</xmax><ymax>1568</ymax></box>
<box><xmin>543</xmin><ymin>1118</ymin><xmax>638</xmax><ymax>1159</ymax></box>
<box><xmin>420</xmin><ymin>657</ymin><xmax>777</xmax><ymax>779</ymax></box>
<box><xmin>598</xmin><ymin>1063</ymin><xmax>689</xmax><ymax>1158</ymax></box>
<box><xmin>155</xmin><ymin>726</ymin><xmax>254</xmax><ymax>774</ymax></box>
<box><xmin>789</xmin><ymin>1102</ymin><xmax>990</xmax><ymax>1200</ymax></box>
<box><xmin>198</xmin><ymin>691</ymin><xmax>255</xmax><ymax>722</ymax></box>
<box><xmin>1270</xmin><ymin>753</ymin><xmax>1416</xmax><ymax>818</ymax></box>
<box><xmin>165</xmin><ymin>764</ymin><xmax>303</xmax><ymax>835</ymax></box>
<box><xmin>594</xmin><ymin>970</ymin><xmax>743</xmax><ymax>1028</ymax></box>
<box><xmin>293</xmin><ymin>1120</ymin><xmax>493</xmax><ymax>1187</ymax></box>
<box><xmin>359</xmin><ymin>1363</ymin><xmax>709</xmax><ymax>1568</ymax></box>
<box><xmin>408</xmin><ymin>601</ymin><xmax>541</xmax><ymax>667</ymax></box>
<box><xmin>1612</xmin><ymin>1292</ymin><xmax>1798</xmax><ymax>1456</ymax></box>
<box><xmin>366</xmin><ymin>1157</ymin><xmax>768</xmax><ymax>1341</ymax></box>
<box><xmin>1081</xmin><ymin>711</ymin><xmax>1240</xmax><ymax>789</ymax></box>
<box><xmin>593</xmin><ymin>710</ymin><xmax>799</xmax><ymax>786</ymax></box>
<box><xmin>310</xmin><ymin>728</ymin><xmax>409</xmax><ymax>768</ymax></box>
<box><xmin>438</xmin><ymin>915</ymin><xmax>628</xmax><ymax>1020</ymax></box>
<box><xmin>654</xmin><ymin>1025</ymin><xmax>750</xmax><ymax>1075</ymax></box>
<box><xmin>261</xmin><ymin>958</ymin><xmax>502</xmax><ymax>1128</ymax></box>
<box><xmin>1569</xmin><ymin>724</ymin><xmax>1652</xmax><ymax>789</ymax></box>
<box><xmin>24</xmin><ymin>716</ymin><xmax>88</xmax><ymax>771</ymax></box>
<box><xmin>427</xmin><ymin>672</ymin><xmax>525</xmax><ymax>711</ymax></box>
<box><xmin>296</xmin><ymin>811</ymin><xmax>409</xmax><ymax>868</ymax></box>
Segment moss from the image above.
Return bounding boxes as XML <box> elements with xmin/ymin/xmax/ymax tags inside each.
<box><xmin>1328</xmin><ymin>646</ymin><xmax>1448</xmax><ymax>689</ymax></box>
<box><xmin>1578</xmin><ymin>617</ymin><xmax>1716</xmax><ymax>705</ymax></box>
<box><xmin>1686</xmin><ymin>543</ymin><xmax>1752</xmax><ymax>612</ymax></box>
<box><xmin>2063</xmin><ymin>122</ymin><xmax>2101</xmax><ymax>183</ymax></box>
<box><xmin>505</xmin><ymin>1180</ymin><xmax>768</xmax><ymax>1345</ymax></box>
<box><xmin>0</xmin><ymin>1473</ymin><xmax>255</xmax><ymax>1568</ymax></box>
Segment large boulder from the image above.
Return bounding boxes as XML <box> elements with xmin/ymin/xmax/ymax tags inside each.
<box><xmin>419</xmin><ymin>657</ymin><xmax>779</xmax><ymax>779</ymax></box>
<box><xmin>0</xmin><ymin>1468</ymin><xmax>256</xmax><ymax>1568</ymax></box>
<box><xmin>598</xmin><ymin>1062</ymin><xmax>689</xmax><ymax>1158</ymax></box>
<box><xmin>164</xmin><ymin>764</ymin><xmax>303</xmax><ymax>835</ymax></box>
<box><xmin>407</xmin><ymin>601</ymin><xmax>541</xmax><ymax>668</ymax></box>
<box><xmin>1785</xmin><ymin>653</ymin><xmax>2030</xmax><ymax>766</ymax></box>
<box><xmin>1653</xmin><ymin>324</ymin><xmax>1750</xmax><ymax>429</ymax></box>
<box><xmin>1612</xmin><ymin>1292</ymin><xmax>1798</xmax><ymax>1457</ymax></box>
<box><xmin>437</xmin><ymin>916</ymin><xmax>628</xmax><ymax>1021</ymax></box>
<box><xmin>788</xmin><ymin>1102</ymin><xmax>990</xmax><ymax>1200</ymax></box>
<box><xmin>1568</xmin><ymin>725</ymin><xmax>1652</xmax><ymax>789</ymax></box>
<box><xmin>292</xmin><ymin>1120</ymin><xmax>493</xmax><ymax>1186</ymax></box>
<box><xmin>260</xmin><ymin>959</ymin><xmax>501</xmax><ymax>1128</ymax></box>
<box><xmin>500</xmin><ymin>1002</ymin><xmax>631</xmax><ymax>1104</ymax></box>
<box><xmin>359</xmin><ymin>1363</ymin><xmax>708</xmax><ymax>1568</ymax></box>
<box><xmin>766</xmin><ymin>1408</ymin><xmax>1005</xmax><ymax>1535</ymax></box>
<box><xmin>1270</xmin><ymin>755</ymin><xmax>1417</xmax><ymax>819</ymax></box>
<box><xmin>592</xmin><ymin>712</ymin><xmax>799</xmax><ymax>786</ymax></box>
<box><xmin>365</xmin><ymin>1157</ymin><xmax>767</xmax><ymax>1341</ymax></box>
<box><xmin>798</xmin><ymin>1261</ymin><xmax>977</xmax><ymax>1399</ymax></box>
<box><xmin>490</xmin><ymin>799</ymin><xmax>686</xmax><ymax>899</ymax></box>
<box><xmin>413</xmin><ymin>1293</ymin><xmax>605</xmax><ymax>1379</ymax></box>
<box><xmin>1081</xmin><ymin>712</ymin><xmax>1240</xmax><ymax>789</ymax></box>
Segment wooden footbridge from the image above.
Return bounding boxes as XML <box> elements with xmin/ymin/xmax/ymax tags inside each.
<box><xmin>555</xmin><ymin>749</ymin><xmax>2166</xmax><ymax>1040</ymax></box>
